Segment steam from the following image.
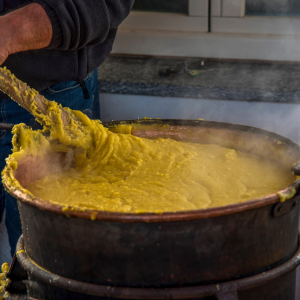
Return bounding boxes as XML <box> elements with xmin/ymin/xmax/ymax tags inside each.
<box><xmin>101</xmin><ymin>5</ymin><xmax>300</xmax><ymax>144</ymax></box>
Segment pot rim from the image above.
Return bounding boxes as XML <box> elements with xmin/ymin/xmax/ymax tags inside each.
<box><xmin>4</xmin><ymin>119</ymin><xmax>300</xmax><ymax>223</ymax></box>
<box><xmin>4</xmin><ymin>183</ymin><xmax>300</xmax><ymax>223</ymax></box>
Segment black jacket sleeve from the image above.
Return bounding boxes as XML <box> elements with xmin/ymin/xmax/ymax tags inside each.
<box><xmin>32</xmin><ymin>0</ymin><xmax>135</xmax><ymax>50</ymax></box>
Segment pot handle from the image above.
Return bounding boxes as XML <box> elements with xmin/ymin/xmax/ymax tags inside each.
<box><xmin>292</xmin><ymin>160</ymin><xmax>300</xmax><ymax>175</ymax></box>
<box><xmin>0</xmin><ymin>122</ymin><xmax>14</xmax><ymax>130</ymax></box>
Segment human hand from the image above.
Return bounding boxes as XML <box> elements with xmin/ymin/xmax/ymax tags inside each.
<box><xmin>0</xmin><ymin>16</ymin><xmax>12</xmax><ymax>66</ymax></box>
<box><xmin>0</xmin><ymin>49</ymin><xmax>9</xmax><ymax>66</ymax></box>
<box><xmin>0</xmin><ymin>4</ymin><xmax>52</xmax><ymax>66</ymax></box>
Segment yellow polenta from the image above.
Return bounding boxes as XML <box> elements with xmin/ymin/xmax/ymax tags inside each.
<box><xmin>25</xmin><ymin>125</ymin><xmax>294</xmax><ymax>213</ymax></box>
<box><xmin>3</xmin><ymin>99</ymin><xmax>295</xmax><ymax>213</ymax></box>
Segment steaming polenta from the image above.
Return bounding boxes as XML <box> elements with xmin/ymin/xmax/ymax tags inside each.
<box><xmin>26</xmin><ymin>136</ymin><xmax>295</xmax><ymax>213</ymax></box>
<box><xmin>5</xmin><ymin>118</ymin><xmax>294</xmax><ymax>213</ymax></box>
<box><xmin>1</xmin><ymin>88</ymin><xmax>295</xmax><ymax>213</ymax></box>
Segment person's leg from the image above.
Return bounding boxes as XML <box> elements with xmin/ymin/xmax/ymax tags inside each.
<box><xmin>92</xmin><ymin>71</ymin><xmax>101</xmax><ymax>120</ymax></box>
<box><xmin>4</xmin><ymin>194</ymin><xmax>21</xmax><ymax>255</ymax></box>
<box><xmin>0</xmin><ymin>145</ymin><xmax>11</xmax><ymax>225</ymax></box>
<box><xmin>3</xmin><ymin>70</ymin><xmax>100</xmax><ymax>255</ymax></box>
<box><xmin>0</xmin><ymin>187</ymin><xmax>4</xmax><ymax>224</ymax></box>
<box><xmin>40</xmin><ymin>71</ymin><xmax>98</xmax><ymax>117</ymax></box>
<box><xmin>1</xmin><ymin>99</ymin><xmax>34</xmax><ymax>256</ymax></box>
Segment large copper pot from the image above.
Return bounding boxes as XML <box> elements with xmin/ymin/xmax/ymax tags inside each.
<box><xmin>3</xmin><ymin>119</ymin><xmax>300</xmax><ymax>300</ymax></box>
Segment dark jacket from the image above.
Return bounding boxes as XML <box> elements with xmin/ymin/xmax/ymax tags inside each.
<box><xmin>0</xmin><ymin>0</ymin><xmax>134</xmax><ymax>98</ymax></box>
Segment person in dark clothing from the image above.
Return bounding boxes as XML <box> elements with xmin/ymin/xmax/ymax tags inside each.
<box><xmin>0</xmin><ymin>0</ymin><xmax>135</xmax><ymax>256</ymax></box>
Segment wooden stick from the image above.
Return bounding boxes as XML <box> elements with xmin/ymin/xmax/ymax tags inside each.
<box><xmin>0</xmin><ymin>67</ymin><xmax>70</xmax><ymax>126</ymax></box>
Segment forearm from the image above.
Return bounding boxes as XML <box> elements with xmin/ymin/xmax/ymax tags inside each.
<box><xmin>0</xmin><ymin>3</ymin><xmax>52</xmax><ymax>64</ymax></box>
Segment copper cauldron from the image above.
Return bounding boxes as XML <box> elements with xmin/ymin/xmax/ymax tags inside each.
<box><xmin>3</xmin><ymin>119</ymin><xmax>300</xmax><ymax>300</ymax></box>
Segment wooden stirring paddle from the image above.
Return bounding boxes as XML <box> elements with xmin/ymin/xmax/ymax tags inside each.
<box><xmin>0</xmin><ymin>67</ymin><xmax>70</xmax><ymax>126</ymax></box>
<box><xmin>0</xmin><ymin>67</ymin><xmax>94</xmax><ymax>152</ymax></box>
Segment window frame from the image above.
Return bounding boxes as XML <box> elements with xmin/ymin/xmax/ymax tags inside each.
<box><xmin>113</xmin><ymin>0</ymin><xmax>300</xmax><ymax>62</ymax></box>
<box><xmin>119</xmin><ymin>0</ymin><xmax>209</xmax><ymax>33</ymax></box>
<box><xmin>211</xmin><ymin>0</ymin><xmax>300</xmax><ymax>35</ymax></box>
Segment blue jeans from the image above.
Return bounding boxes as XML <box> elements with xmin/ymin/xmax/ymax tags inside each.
<box><xmin>0</xmin><ymin>70</ymin><xmax>100</xmax><ymax>255</ymax></box>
